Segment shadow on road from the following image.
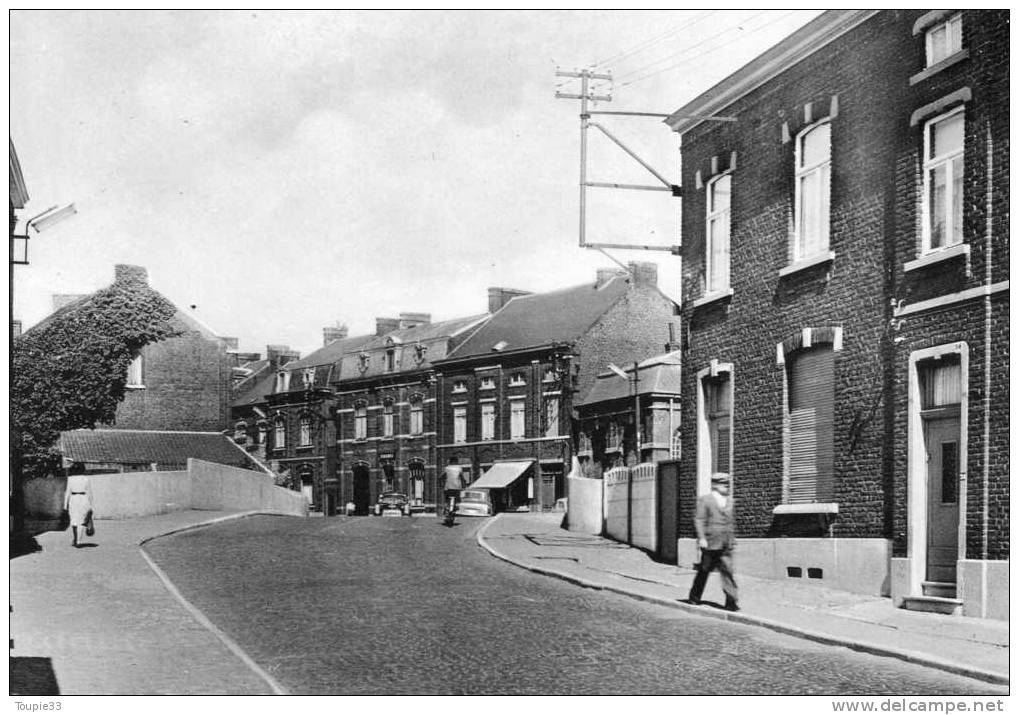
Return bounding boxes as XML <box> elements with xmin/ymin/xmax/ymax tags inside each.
<box><xmin>9</xmin><ymin>533</ymin><xmax>42</xmax><ymax>560</ymax></box>
<box><xmin>9</xmin><ymin>657</ymin><xmax>61</xmax><ymax>695</ymax></box>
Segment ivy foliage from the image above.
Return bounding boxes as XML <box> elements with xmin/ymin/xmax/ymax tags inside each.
<box><xmin>11</xmin><ymin>274</ymin><xmax>181</xmax><ymax>479</ymax></box>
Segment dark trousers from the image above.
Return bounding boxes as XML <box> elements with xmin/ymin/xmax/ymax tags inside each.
<box><xmin>688</xmin><ymin>549</ymin><xmax>738</xmax><ymax>604</ymax></box>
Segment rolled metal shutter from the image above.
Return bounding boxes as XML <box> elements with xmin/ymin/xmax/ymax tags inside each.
<box><xmin>788</xmin><ymin>346</ymin><xmax>834</xmax><ymax>502</ymax></box>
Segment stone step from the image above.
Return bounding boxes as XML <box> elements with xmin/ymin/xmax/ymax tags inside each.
<box><xmin>901</xmin><ymin>594</ymin><xmax>963</xmax><ymax>616</ymax></box>
<box><xmin>922</xmin><ymin>580</ymin><xmax>957</xmax><ymax>599</ymax></box>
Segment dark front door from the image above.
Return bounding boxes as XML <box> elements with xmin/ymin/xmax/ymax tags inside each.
<box><xmin>656</xmin><ymin>461</ymin><xmax>680</xmax><ymax>564</ymax></box>
<box><xmin>353</xmin><ymin>465</ymin><xmax>371</xmax><ymax>516</ymax></box>
<box><xmin>925</xmin><ymin>417</ymin><xmax>960</xmax><ymax>583</ymax></box>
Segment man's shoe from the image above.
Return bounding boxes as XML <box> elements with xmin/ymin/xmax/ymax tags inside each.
<box><xmin>686</xmin><ymin>596</ymin><xmax>701</xmax><ymax>605</ymax></box>
<box><xmin>724</xmin><ymin>600</ymin><xmax>740</xmax><ymax>612</ymax></box>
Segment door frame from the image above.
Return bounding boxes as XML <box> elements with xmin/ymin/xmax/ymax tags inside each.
<box><xmin>907</xmin><ymin>343</ymin><xmax>968</xmax><ymax>594</ymax></box>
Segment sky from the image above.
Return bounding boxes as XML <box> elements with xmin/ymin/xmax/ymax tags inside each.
<box><xmin>11</xmin><ymin>10</ymin><xmax>822</xmax><ymax>357</ymax></box>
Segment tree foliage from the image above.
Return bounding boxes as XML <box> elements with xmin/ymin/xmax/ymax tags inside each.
<box><xmin>11</xmin><ymin>275</ymin><xmax>181</xmax><ymax>479</ymax></box>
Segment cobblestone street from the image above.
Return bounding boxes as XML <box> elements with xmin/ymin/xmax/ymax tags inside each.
<box><xmin>143</xmin><ymin>515</ymin><xmax>1003</xmax><ymax>695</ymax></box>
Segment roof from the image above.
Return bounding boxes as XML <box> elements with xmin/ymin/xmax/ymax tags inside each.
<box><xmin>284</xmin><ymin>333</ymin><xmax>377</xmax><ymax>370</ymax></box>
<box><xmin>357</xmin><ymin>313</ymin><xmax>487</xmax><ymax>351</ymax></box>
<box><xmin>666</xmin><ymin>10</ymin><xmax>877</xmax><ymax>135</ymax></box>
<box><xmin>470</xmin><ymin>460</ymin><xmax>534</xmax><ymax>489</ymax></box>
<box><xmin>578</xmin><ymin>351</ymin><xmax>682</xmax><ymax>406</ymax></box>
<box><xmin>446</xmin><ymin>276</ymin><xmax>630</xmax><ymax>360</ymax></box>
<box><xmin>59</xmin><ymin>429</ymin><xmax>255</xmax><ymax>469</ymax></box>
<box><xmin>10</xmin><ymin>138</ymin><xmax>29</xmax><ymax>209</ymax></box>
<box><xmin>232</xmin><ymin>363</ymin><xmax>276</xmax><ymax>409</ymax></box>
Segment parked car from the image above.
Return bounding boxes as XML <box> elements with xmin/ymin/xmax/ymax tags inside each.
<box><xmin>456</xmin><ymin>488</ymin><xmax>495</xmax><ymax>517</ymax></box>
<box><xmin>374</xmin><ymin>492</ymin><xmax>410</xmax><ymax>517</ymax></box>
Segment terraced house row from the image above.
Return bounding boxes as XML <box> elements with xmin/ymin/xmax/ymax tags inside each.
<box><xmin>231</xmin><ymin>262</ymin><xmax>680</xmax><ymax>515</ymax></box>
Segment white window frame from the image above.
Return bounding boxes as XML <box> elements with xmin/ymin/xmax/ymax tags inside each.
<box><xmin>299</xmin><ymin>415</ymin><xmax>312</xmax><ymax>447</ymax></box>
<box><xmin>544</xmin><ymin>397</ymin><xmax>559</xmax><ymax>437</ymax></box>
<box><xmin>922</xmin><ymin>107</ymin><xmax>965</xmax><ymax>254</ymax></box>
<box><xmin>275</xmin><ymin>370</ymin><xmax>291</xmax><ymax>393</ymax></box>
<box><xmin>510</xmin><ymin>400</ymin><xmax>526</xmax><ymax>439</ymax></box>
<box><xmin>410</xmin><ymin>398</ymin><xmax>423</xmax><ymax>435</ymax></box>
<box><xmin>274</xmin><ymin>416</ymin><xmax>286</xmax><ymax>449</ymax></box>
<box><xmin>705</xmin><ymin>172</ymin><xmax>732</xmax><ymax>294</ymax></box>
<box><xmin>452</xmin><ymin>380</ymin><xmax>468</xmax><ymax>394</ymax></box>
<box><xmin>453</xmin><ymin>406</ymin><xmax>468</xmax><ymax>443</ymax></box>
<box><xmin>480</xmin><ymin>376</ymin><xmax>496</xmax><ymax>390</ymax></box>
<box><xmin>126</xmin><ymin>354</ymin><xmax>144</xmax><ymax>388</ymax></box>
<box><xmin>793</xmin><ymin>119</ymin><xmax>832</xmax><ymax>262</ymax></box>
<box><xmin>481</xmin><ymin>402</ymin><xmax>495</xmax><ymax>440</ymax></box>
<box><xmin>925</xmin><ymin>13</ymin><xmax>962</xmax><ymax>68</ymax></box>
<box><xmin>354</xmin><ymin>405</ymin><xmax>367</xmax><ymax>440</ymax></box>
<box><xmin>509</xmin><ymin>372</ymin><xmax>526</xmax><ymax>387</ymax></box>
<box><xmin>382</xmin><ymin>401</ymin><xmax>394</xmax><ymax>437</ymax></box>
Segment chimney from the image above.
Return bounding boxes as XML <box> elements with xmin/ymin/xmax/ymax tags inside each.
<box><xmin>595</xmin><ymin>268</ymin><xmax>626</xmax><ymax>288</ymax></box>
<box><xmin>398</xmin><ymin>312</ymin><xmax>431</xmax><ymax>329</ymax></box>
<box><xmin>233</xmin><ymin>351</ymin><xmax>261</xmax><ymax>364</ymax></box>
<box><xmin>627</xmin><ymin>261</ymin><xmax>658</xmax><ymax>288</ymax></box>
<box><xmin>266</xmin><ymin>344</ymin><xmax>300</xmax><ymax>369</ymax></box>
<box><xmin>51</xmin><ymin>294</ymin><xmax>87</xmax><ymax>311</ymax></box>
<box><xmin>11</xmin><ymin>320</ymin><xmax>22</xmax><ymax>339</ymax></box>
<box><xmin>114</xmin><ymin>264</ymin><xmax>148</xmax><ymax>284</ymax></box>
<box><xmin>221</xmin><ymin>336</ymin><xmax>239</xmax><ymax>351</ymax></box>
<box><xmin>487</xmin><ymin>287</ymin><xmax>531</xmax><ymax>314</ymax></box>
<box><xmin>376</xmin><ymin>317</ymin><xmax>400</xmax><ymax>336</ymax></box>
<box><xmin>323</xmin><ymin>323</ymin><xmax>349</xmax><ymax>346</ymax></box>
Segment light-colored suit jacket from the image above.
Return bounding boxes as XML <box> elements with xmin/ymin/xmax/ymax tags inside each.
<box><xmin>694</xmin><ymin>492</ymin><xmax>735</xmax><ymax>552</ymax></box>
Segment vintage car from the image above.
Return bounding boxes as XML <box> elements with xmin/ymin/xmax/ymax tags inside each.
<box><xmin>456</xmin><ymin>488</ymin><xmax>495</xmax><ymax>517</ymax></box>
<box><xmin>373</xmin><ymin>492</ymin><xmax>410</xmax><ymax>517</ymax></box>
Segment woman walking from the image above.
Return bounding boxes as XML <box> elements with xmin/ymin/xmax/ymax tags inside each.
<box><xmin>63</xmin><ymin>464</ymin><xmax>94</xmax><ymax>548</ymax></box>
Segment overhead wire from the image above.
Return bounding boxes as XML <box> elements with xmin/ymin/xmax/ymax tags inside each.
<box><xmin>591</xmin><ymin>11</ymin><xmax>716</xmax><ymax>69</ymax></box>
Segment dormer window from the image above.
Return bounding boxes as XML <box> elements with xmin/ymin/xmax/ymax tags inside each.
<box><xmin>480</xmin><ymin>376</ymin><xmax>496</xmax><ymax>390</ymax></box>
<box><xmin>385</xmin><ymin>348</ymin><xmax>396</xmax><ymax>373</ymax></box>
<box><xmin>542</xmin><ymin>368</ymin><xmax>556</xmax><ymax>383</ymax></box>
<box><xmin>275</xmin><ymin>370</ymin><xmax>291</xmax><ymax>393</ymax></box>
<box><xmin>926</xmin><ymin>13</ymin><xmax>962</xmax><ymax>68</ymax></box>
<box><xmin>452</xmin><ymin>380</ymin><xmax>468</xmax><ymax>393</ymax></box>
<box><xmin>303</xmin><ymin>368</ymin><xmax>315</xmax><ymax>388</ymax></box>
<box><xmin>509</xmin><ymin>373</ymin><xmax>526</xmax><ymax>387</ymax></box>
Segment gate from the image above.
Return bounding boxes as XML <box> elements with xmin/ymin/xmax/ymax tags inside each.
<box><xmin>656</xmin><ymin>461</ymin><xmax>680</xmax><ymax>564</ymax></box>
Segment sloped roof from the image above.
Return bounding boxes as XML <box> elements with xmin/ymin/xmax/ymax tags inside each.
<box><xmin>232</xmin><ymin>362</ymin><xmax>276</xmax><ymax>409</ymax></box>
<box><xmin>446</xmin><ymin>275</ymin><xmax>629</xmax><ymax>360</ymax></box>
<box><xmin>59</xmin><ymin>429</ymin><xmax>254</xmax><ymax>469</ymax></box>
<box><xmin>283</xmin><ymin>333</ymin><xmax>377</xmax><ymax>370</ymax></box>
<box><xmin>579</xmin><ymin>351</ymin><xmax>682</xmax><ymax>406</ymax></box>
<box><xmin>358</xmin><ymin>313</ymin><xmax>487</xmax><ymax>351</ymax></box>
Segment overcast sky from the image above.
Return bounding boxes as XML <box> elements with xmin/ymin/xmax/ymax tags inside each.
<box><xmin>11</xmin><ymin>10</ymin><xmax>821</xmax><ymax>357</ymax></box>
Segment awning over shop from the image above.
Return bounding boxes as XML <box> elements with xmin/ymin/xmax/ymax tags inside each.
<box><xmin>470</xmin><ymin>460</ymin><xmax>534</xmax><ymax>489</ymax></box>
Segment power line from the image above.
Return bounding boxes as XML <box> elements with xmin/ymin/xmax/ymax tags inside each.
<box><xmin>615</xmin><ymin>10</ymin><xmax>770</xmax><ymax>82</ymax></box>
<box><xmin>620</xmin><ymin>11</ymin><xmax>801</xmax><ymax>88</ymax></box>
<box><xmin>591</xmin><ymin>11</ymin><xmax>715</xmax><ymax>69</ymax></box>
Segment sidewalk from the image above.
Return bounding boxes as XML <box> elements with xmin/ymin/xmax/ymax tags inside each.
<box><xmin>478</xmin><ymin>513</ymin><xmax>1009</xmax><ymax>686</ymax></box>
<box><xmin>10</xmin><ymin>510</ymin><xmax>281</xmax><ymax>695</ymax></box>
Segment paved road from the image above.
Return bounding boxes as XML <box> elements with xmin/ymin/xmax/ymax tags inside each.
<box><xmin>144</xmin><ymin>515</ymin><xmax>1004</xmax><ymax>695</ymax></box>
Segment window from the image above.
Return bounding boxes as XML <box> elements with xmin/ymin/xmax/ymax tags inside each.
<box><xmin>670</xmin><ymin>428</ymin><xmax>682</xmax><ymax>459</ymax></box>
<box><xmin>794</xmin><ymin>121</ymin><xmax>832</xmax><ymax>261</ymax></box>
<box><xmin>926</xmin><ymin>13</ymin><xmax>962</xmax><ymax>67</ymax></box>
<box><xmin>303</xmin><ymin>368</ymin><xmax>315</xmax><ymax>388</ymax></box>
<box><xmin>787</xmin><ymin>346</ymin><xmax>835</xmax><ymax>503</ymax></box>
<box><xmin>481</xmin><ymin>403</ymin><xmax>495</xmax><ymax>440</ymax></box>
<box><xmin>275</xmin><ymin>370</ymin><xmax>291</xmax><ymax>393</ymax></box>
<box><xmin>706</xmin><ymin>173</ymin><xmax>732</xmax><ymax>293</ymax></box>
<box><xmin>274</xmin><ymin>416</ymin><xmax>286</xmax><ymax>449</ymax></box>
<box><xmin>542</xmin><ymin>368</ymin><xmax>556</xmax><ymax>383</ymax></box>
<box><xmin>452</xmin><ymin>380</ymin><xmax>467</xmax><ymax>393</ymax></box>
<box><xmin>299</xmin><ymin>416</ymin><xmax>312</xmax><ymax>447</ymax></box>
<box><xmin>544</xmin><ymin>398</ymin><xmax>559</xmax><ymax>437</ymax></box>
<box><xmin>382</xmin><ymin>402</ymin><xmax>394</xmax><ymax>437</ymax></box>
<box><xmin>453</xmin><ymin>406</ymin><xmax>467</xmax><ymax>443</ymax></box>
<box><xmin>480</xmin><ymin>376</ymin><xmax>495</xmax><ymax>390</ymax></box>
<box><xmin>126</xmin><ymin>354</ymin><xmax>144</xmax><ymax>387</ymax></box>
<box><xmin>509</xmin><ymin>372</ymin><xmax>526</xmax><ymax>387</ymax></box>
<box><xmin>704</xmin><ymin>375</ymin><xmax>732</xmax><ymax>476</ymax></box>
<box><xmin>354</xmin><ymin>405</ymin><xmax>367</xmax><ymax>440</ymax></box>
<box><xmin>923</xmin><ymin>109</ymin><xmax>964</xmax><ymax>252</ymax></box>
<box><xmin>410</xmin><ymin>396</ymin><xmax>424</xmax><ymax>435</ymax></box>
<box><xmin>256</xmin><ymin>422</ymin><xmax>267</xmax><ymax>445</ymax></box>
<box><xmin>510</xmin><ymin>401</ymin><xmax>525</xmax><ymax>439</ymax></box>
<box><xmin>385</xmin><ymin>349</ymin><xmax>396</xmax><ymax>373</ymax></box>
<box><xmin>920</xmin><ymin>358</ymin><xmax>961</xmax><ymax>409</ymax></box>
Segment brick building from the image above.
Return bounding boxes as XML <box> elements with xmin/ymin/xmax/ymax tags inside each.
<box><xmin>433</xmin><ymin>263</ymin><xmax>679</xmax><ymax>511</ymax></box>
<box><xmin>333</xmin><ymin>312</ymin><xmax>487</xmax><ymax>515</ymax></box>
<box><xmin>668</xmin><ymin>10</ymin><xmax>1007</xmax><ymax>616</ymax></box>
<box><xmin>264</xmin><ymin>327</ymin><xmax>374</xmax><ymax>512</ymax></box>
<box><xmin>231</xmin><ymin>344</ymin><xmax>300</xmax><ymax>463</ymax></box>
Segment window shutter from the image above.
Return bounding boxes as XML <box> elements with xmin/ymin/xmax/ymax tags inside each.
<box><xmin>788</xmin><ymin>347</ymin><xmax>834</xmax><ymax>502</ymax></box>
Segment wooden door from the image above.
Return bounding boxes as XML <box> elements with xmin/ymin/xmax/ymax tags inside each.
<box><xmin>924</xmin><ymin>417</ymin><xmax>960</xmax><ymax>583</ymax></box>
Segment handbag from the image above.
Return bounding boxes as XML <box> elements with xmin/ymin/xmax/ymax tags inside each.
<box><xmin>84</xmin><ymin>510</ymin><xmax>95</xmax><ymax>537</ymax></box>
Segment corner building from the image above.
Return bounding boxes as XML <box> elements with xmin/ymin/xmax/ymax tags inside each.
<box><xmin>669</xmin><ymin>10</ymin><xmax>1007</xmax><ymax>617</ymax></box>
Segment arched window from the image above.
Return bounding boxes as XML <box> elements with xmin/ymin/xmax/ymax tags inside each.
<box><xmin>354</xmin><ymin>403</ymin><xmax>367</xmax><ymax>440</ymax></box>
<box><xmin>706</xmin><ymin>173</ymin><xmax>732</xmax><ymax>293</ymax></box>
<box><xmin>794</xmin><ymin>120</ymin><xmax>831</xmax><ymax>260</ymax></box>
<box><xmin>299</xmin><ymin>415</ymin><xmax>312</xmax><ymax>447</ymax></box>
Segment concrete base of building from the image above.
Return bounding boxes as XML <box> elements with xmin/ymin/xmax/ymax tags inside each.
<box><xmin>678</xmin><ymin>537</ymin><xmax>892</xmax><ymax>596</ymax></box>
<box><xmin>892</xmin><ymin>557</ymin><xmax>1009</xmax><ymax>620</ymax></box>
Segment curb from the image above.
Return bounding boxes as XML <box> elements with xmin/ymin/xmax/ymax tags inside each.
<box><xmin>138</xmin><ymin>511</ymin><xmax>296</xmax><ymax>695</ymax></box>
<box><xmin>476</xmin><ymin>515</ymin><xmax>1009</xmax><ymax>687</ymax></box>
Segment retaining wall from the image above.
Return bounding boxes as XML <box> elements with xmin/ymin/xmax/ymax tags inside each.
<box><xmin>566</xmin><ymin>476</ymin><xmax>603</xmax><ymax>534</ymax></box>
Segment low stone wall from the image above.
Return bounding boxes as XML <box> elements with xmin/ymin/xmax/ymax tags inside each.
<box><xmin>91</xmin><ymin>470</ymin><xmax>191</xmax><ymax>518</ymax></box>
<box><xmin>565</xmin><ymin>476</ymin><xmax>603</xmax><ymax>534</ymax></box>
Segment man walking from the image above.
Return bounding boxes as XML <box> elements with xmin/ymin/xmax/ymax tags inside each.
<box><xmin>688</xmin><ymin>473</ymin><xmax>739</xmax><ymax>611</ymax></box>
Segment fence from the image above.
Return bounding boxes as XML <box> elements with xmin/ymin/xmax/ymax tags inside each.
<box><xmin>603</xmin><ymin>463</ymin><xmax>658</xmax><ymax>552</ymax></box>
